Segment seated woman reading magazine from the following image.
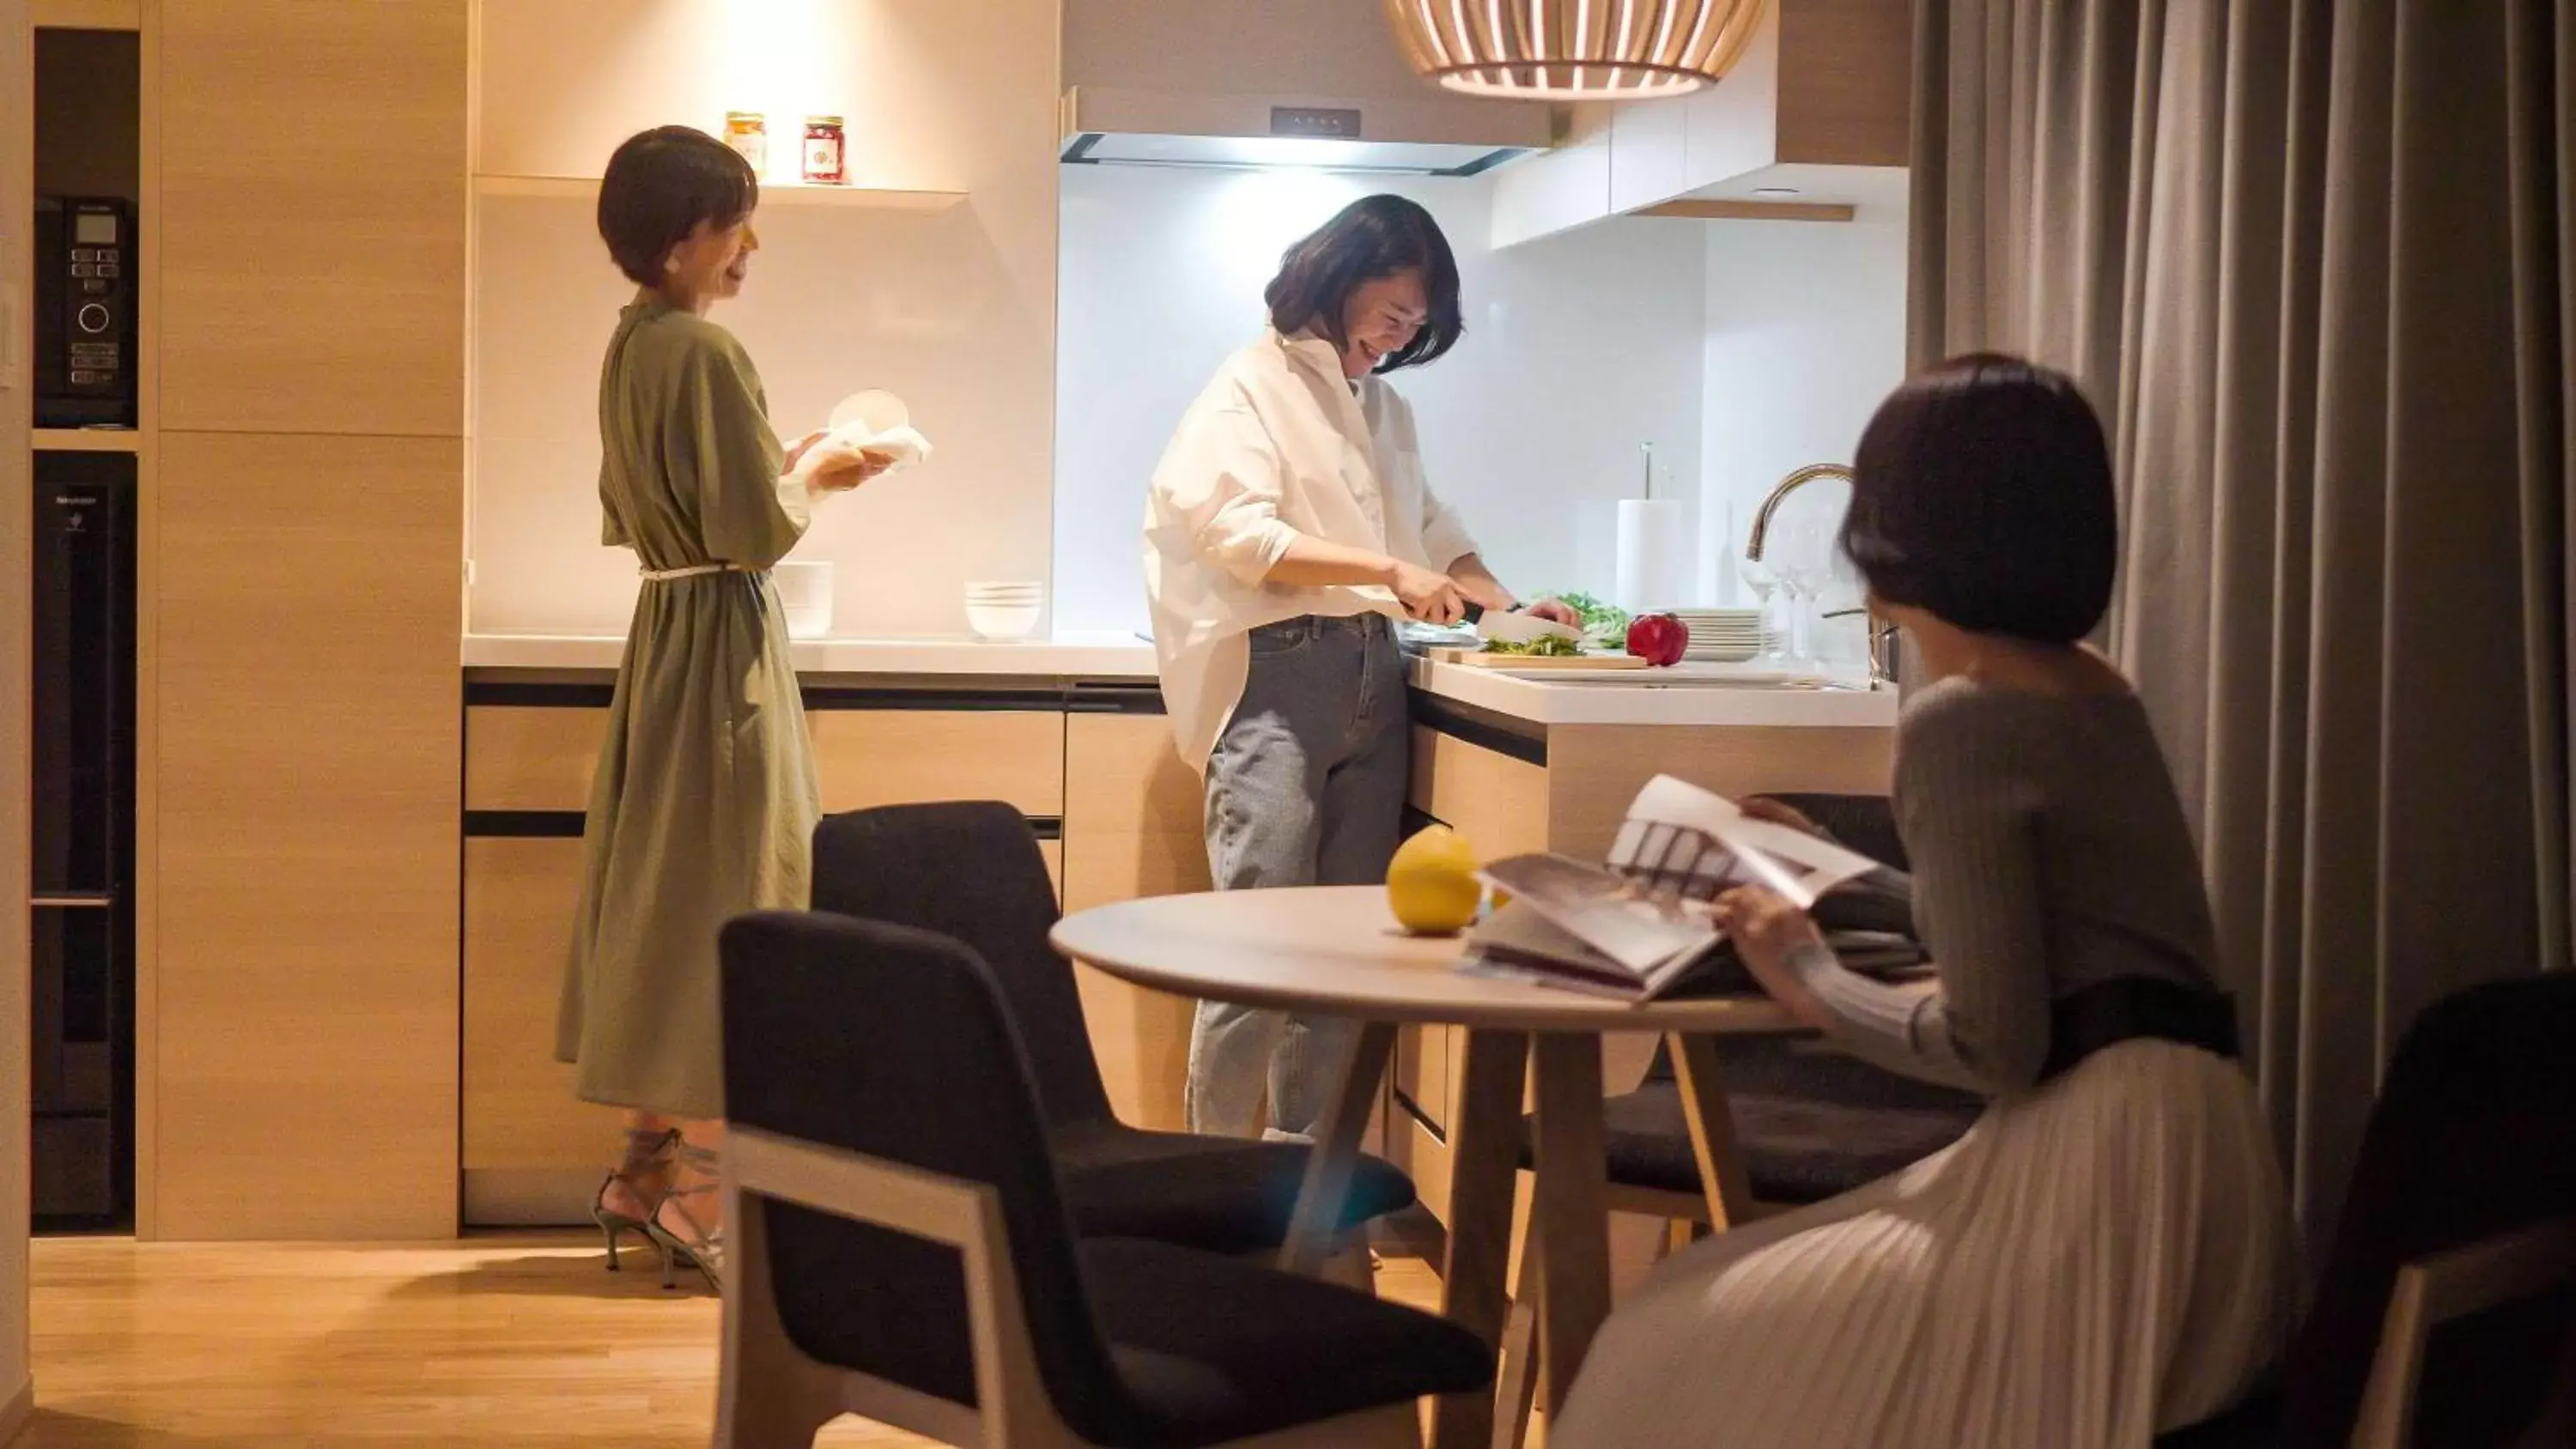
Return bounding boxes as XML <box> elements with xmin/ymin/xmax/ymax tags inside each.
<box><xmin>1549</xmin><ymin>355</ymin><xmax>2294</xmax><ymax>1449</ymax></box>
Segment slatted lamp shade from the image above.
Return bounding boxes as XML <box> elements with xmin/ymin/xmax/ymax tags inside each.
<box><xmin>1382</xmin><ymin>0</ymin><xmax>1770</xmax><ymax>100</ymax></box>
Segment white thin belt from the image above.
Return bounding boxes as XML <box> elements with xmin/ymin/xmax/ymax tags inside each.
<box><xmin>638</xmin><ymin>562</ymin><xmax>750</xmax><ymax>583</ymax></box>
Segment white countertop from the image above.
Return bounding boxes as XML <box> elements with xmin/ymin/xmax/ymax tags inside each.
<box><xmin>462</xmin><ymin>631</ymin><xmax>1161</xmax><ymax>678</ymax></box>
<box><xmin>1406</xmin><ymin>655</ymin><xmax>1899</xmax><ymax>729</ymax></box>
<box><xmin>463</xmin><ymin>633</ymin><xmax>1896</xmax><ymax>731</ymax></box>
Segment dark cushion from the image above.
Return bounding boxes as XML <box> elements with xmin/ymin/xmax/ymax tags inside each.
<box><xmin>1527</xmin><ymin>1036</ymin><xmax>1983</xmax><ymax>1205</ymax></box>
<box><xmin>1060</xmin><ymin>1121</ymin><xmax>1419</xmax><ymax>1256</ymax></box>
<box><xmin>1081</xmin><ymin>1236</ymin><xmax>1493</xmax><ymax>1446</ymax></box>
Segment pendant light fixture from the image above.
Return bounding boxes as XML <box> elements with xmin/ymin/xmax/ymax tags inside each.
<box><xmin>1383</xmin><ymin>0</ymin><xmax>1770</xmax><ymax>100</ymax></box>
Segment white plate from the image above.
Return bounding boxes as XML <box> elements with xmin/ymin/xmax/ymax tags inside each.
<box><xmin>829</xmin><ymin>389</ymin><xmax>911</xmax><ymax>434</ymax></box>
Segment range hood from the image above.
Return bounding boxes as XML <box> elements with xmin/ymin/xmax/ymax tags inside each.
<box><xmin>1061</xmin><ymin>0</ymin><xmax>1552</xmax><ymax>177</ymax></box>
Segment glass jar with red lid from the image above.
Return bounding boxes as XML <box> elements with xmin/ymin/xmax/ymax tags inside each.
<box><xmin>800</xmin><ymin>116</ymin><xmax>846</xmax><ymax>185</ymax></box>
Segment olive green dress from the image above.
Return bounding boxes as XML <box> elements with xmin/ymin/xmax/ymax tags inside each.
<box><xmin>556</xmin><ymin>297</ymin><xmax>820</xmax><ymax>1119</ymax></box>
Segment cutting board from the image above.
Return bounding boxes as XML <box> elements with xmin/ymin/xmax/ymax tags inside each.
<box><xmin>1425</xmin><ymin>647</ymin><xmax>1650</xmax><ymax>670</ymax></box>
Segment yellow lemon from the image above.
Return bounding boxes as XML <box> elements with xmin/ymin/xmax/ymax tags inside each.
<box><xmin>1387</xmin><ymin>824</ymin><xmax>1483</xmax><ymax>936</ymax></box>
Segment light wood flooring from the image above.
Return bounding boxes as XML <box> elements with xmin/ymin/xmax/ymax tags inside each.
<box><xmin>22</xmin><ymin>1234</ymin><xmax>1453</xmax><ymax>1447</ymax></box>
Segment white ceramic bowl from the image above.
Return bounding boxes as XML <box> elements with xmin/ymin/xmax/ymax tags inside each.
<box><xmin>772</xmin><ymin>561</ymin><xmax>834</xmax><ymax>640</ymax></box>
<box><xmin>965</xmin><ymin>602</ymin><xmax>1042</xmax><ymax>641</ymax></box>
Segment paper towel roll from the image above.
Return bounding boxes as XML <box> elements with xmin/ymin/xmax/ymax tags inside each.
<box><xmin>1613</xmin><ymin>500</ymin><xmax>1692</xmax><ymax>614</ymax></box>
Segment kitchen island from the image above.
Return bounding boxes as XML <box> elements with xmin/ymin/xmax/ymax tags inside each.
<box><xmin>457</xmin><ymin>634</ymin><xmax>1897</xmax><ymax>1229</ymax></box>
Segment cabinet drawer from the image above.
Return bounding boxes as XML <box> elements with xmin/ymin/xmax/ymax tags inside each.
<box><xmin>461</xmin><ymin>836</ymin><xmax>619</xmax><ymax>1171</ymax></box>
<box><xmin>1060</xmin><ymin>711</ymin><xmax>1206</xmax><ymax>909</ymax></box>
<box><xmin>465</xmin><ymin>706</ymin><xmax>605</xmax><ymax>812</ymax></box>
<box><xmin>1060</xmin><ymin>711</ymin><xmax>1204</xmax><ymax>1131</ymax></box>
<box><xmin>1408</xmin><ymin>724</ymin><xmax>1551</xmax><ymax>858</ymax></box>
<box><xmin>811</xmin><ymin>708</ymin><xmax>1065</xmax><ymax>816</ymax></box>
<box><xmin>467</xmin><ymin>704</ymin><xmax>1070</xmax><ymax>817</ymax></box>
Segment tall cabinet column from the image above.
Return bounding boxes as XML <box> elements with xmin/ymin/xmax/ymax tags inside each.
<box><xmin>141</xmin><ymin>0</ymin><xmax>465</xmax><ymax>1239</ymax></box>
<box><xmin>3</xmin><ymin>0</ymin><xmax>40</xmax><ymax>1416</ymax></box>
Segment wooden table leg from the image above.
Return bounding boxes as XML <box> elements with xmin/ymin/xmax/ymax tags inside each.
<box><xmin>1429</xmin><ymin>1028</ymin><xmax>1529</xmax><ymax>1449</ymax></box>
<box><xmin>1667</xmin><ymin>1032</ymin><xmax>1756</xmax><ymax>1230</ymax></box>
<box><xmin>1276</xmin><ymin>1019</ymin><xmax>1398</xmax><ymax>1277</ymax></box>
<box><xmin>1492</xmin><ymin>1211</ymin><xmax>1545</xmax><ymax>1449</ymax></box>
<box><xmin>1530</xmin><ymin>1033</ymin><xmax>1611</xmax><ymax>1413</ymax></box>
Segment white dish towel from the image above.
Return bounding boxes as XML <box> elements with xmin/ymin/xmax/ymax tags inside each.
<box><xmin>790</xmin><ymin>419</ymin><xmax>935</xmax><ymax>486</ymax></box>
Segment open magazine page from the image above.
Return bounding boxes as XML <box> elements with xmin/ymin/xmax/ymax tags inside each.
<box><xmin>1459</xmin><ymin>897</ymin><xmax>1716</xmax><ymax>1000</ymax></box>
<box><xmin>1609</xmin><ymin>775</ymin><xmax>1912</xmax><ymax>909</ymax></box>
<box><xmin>1473</xmin><ymin>853</ymin><xmax>1718</xmax><ymax>976</ymax></box>
<box><xmin>1460</xmin><ymin>775</ymin><xmax>1923</xmax><ymax>1003</ymax></box>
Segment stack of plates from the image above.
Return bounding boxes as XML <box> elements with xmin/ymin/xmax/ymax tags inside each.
<box><xmin>965</xmin><ymin>581</ymin><xmax>1042</xmax><ymax>640</ymax></box>
<box><xmin>1669</xmin><ymin>607</ymin><xmax>1765</xmax><ymax>662</ymax></box>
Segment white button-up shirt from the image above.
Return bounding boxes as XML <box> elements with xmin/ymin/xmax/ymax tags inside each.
<box><xmin>1144</xmin><ymin>330</ymin><xmax>1482</xmax><ymax>770</ymax></box>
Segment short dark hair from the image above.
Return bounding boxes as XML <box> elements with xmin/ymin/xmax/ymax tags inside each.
<box><xmin>1263</xmin><ymin>195</ymin><xmax>1463</xmax><ymax>373</ymax></box>
<box><xmin>1840</xmin><ymin>353</ymin><xmax>2119</xmax><ymax>644</ymax></box>
<box><xmin>597</xmin><ymin>126</ymin><xmax>758</xmax><ymax>288</ymax></box>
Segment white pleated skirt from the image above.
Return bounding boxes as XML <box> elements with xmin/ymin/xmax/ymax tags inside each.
<box><xmin>1550</xmin><ymin>1041</ymin><xmax>2296</xmax><ymax>1449</ymax></box>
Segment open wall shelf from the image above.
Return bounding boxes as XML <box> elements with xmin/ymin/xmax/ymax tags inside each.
<box><xmin>473</xmin><ymin>174</ymin><xmax>965</xmax><ymax>212</ymax></box>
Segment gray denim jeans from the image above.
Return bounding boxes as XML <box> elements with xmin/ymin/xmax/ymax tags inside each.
<box><xmin>1187</xmin><ymin>613</ymin><xmax>1408</xmax><ymax>1140</ymax></box>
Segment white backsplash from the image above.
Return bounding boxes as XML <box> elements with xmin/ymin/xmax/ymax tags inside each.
<box><xmin>1697</xmin><ymin>214</ymin><xmax>1910</xmax><ymax>606</ymax></box>
<box><xmin>1049</xmin><ymin>165</ymin><xmax>1710</xmax><ymax>638</ymax></box>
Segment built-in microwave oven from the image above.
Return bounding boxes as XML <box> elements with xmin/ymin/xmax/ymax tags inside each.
<box><xmin>34</xmin><ymin>195</ymin><xmax>138</xmax><ymax>429</ymax></box>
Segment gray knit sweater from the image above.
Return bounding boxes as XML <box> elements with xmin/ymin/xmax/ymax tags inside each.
<box><xmin>1788</xmin><ymin>674</ymin><xmax>2221</xmax><ymax>1095</ymax></box>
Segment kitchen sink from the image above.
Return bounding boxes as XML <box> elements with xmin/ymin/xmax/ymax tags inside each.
<box><xmin>1485</xmin><ymin>668</ymin><xmax>1865</xmax><ymax>690</ymax></box>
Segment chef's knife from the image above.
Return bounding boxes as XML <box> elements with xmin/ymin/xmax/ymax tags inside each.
<box><xmin>1466</xmin><ymin>601</ymin><xmax>1583</xmax><ymax>646</ymax></box>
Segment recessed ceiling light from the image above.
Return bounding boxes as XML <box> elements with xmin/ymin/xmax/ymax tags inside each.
<box><xmin>1751</xmin><ymin>186</ymin><xmax>1801</xmax><ymax>197</ymax></box>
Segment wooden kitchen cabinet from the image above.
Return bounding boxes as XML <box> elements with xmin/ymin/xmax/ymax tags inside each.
<box><xmin>1396</xmin><ymin>724</ymin><xmax>1553</xmax><ymax>1222</ymax></box>
<box><xmin>156</xmin><ymin>0</ymin><xmax>467</xmax><ymax>436</ymax></box>
<box><xmin>457</xmin><ymin>694</ymin><xmax>1072</xmax><ymax>1220</ymax></box>
<box><xmin>1060</xmin><ymin>708</ymin><xmax>1206</xmax><ymax>1131</ymax></box>
<box><xmin>140</xmin><ymin>0</ymin><xmax>471</xmax><ymax>1240</ymax></box>
<box><xmin>1496</xmin><ymin>0</ymin><xmax>1911</xmax><ymax>246</ymax></box>
<box><xmin>465</xmin><ymin>701</ymin><xmax>1069</xmax><ymax>817</ymax></box>
<box><xmin>465</xmin><ymin>706</ymin><xmax>603</xmax><ymax>813</ymax></box>
<box><xmin>457</xmin><ymin>826</ymin><xmax>1060</xmax><ymax>1223</ymax></box>
<box><xmin>462</xmin><ymin>837</ymin><xmax>614</xmax><ymax>1174</ymax></box>
<box><xmin>809</xmin><ymin>708</ymin><xmax>1065</xmax><ymax>816</ymax></box>
<box><xmin>151</xmin><ymin>433</ymin><xmax>463</xmax><ymax>1240</ymax></box>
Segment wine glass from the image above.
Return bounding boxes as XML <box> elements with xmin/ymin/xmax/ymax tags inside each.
<box><xmin>1738</xmin><ymin>549</ymin><xmax>1788</xmax><ymax>666</ymax></box>
<box><xmin>1777</xmin><ymin>522</ymin><xmax>1831</xmax><ymax>668</ymax></box>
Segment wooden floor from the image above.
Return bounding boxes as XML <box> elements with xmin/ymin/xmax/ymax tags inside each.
<box><xmin>22</xmin><ymin>1233</ymin><xmax>1454</xmax><ymax>1447</ymax></box>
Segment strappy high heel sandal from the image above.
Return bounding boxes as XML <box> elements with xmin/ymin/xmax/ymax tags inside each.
<box><xmin>645</xmin><ymin>1141</ymin><xmax>726</xmax><ymax>1294</ymax></box>
<box><xmin>591</xmin><ymin>1125</ymin><xmax>678</xmax><ymax>1272</ymax></box>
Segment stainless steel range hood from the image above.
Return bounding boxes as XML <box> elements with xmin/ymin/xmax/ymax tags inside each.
<box><xmin>1059</xmin><ymin>89</ymin><xmax>1542</xmax><ymax>177</ymax></box>
<box><xmin>1061</xmin><ymin>0</ymin><xmax>1552</xmax><ymax>177</ymax></box>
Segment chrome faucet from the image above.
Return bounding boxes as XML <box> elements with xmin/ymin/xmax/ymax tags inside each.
<box><xmin>1743</xmin><ymin>463</ymin><xmax>1850</xmax><ymax>562</ymax></box>
<box><xmin>1742</xmin><ymin>462</ymin><xmax>1899</xmax><ymax>688</ymax></box>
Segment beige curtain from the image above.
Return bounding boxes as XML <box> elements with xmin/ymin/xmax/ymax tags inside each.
<box><xmin>1911</xmin><ymin>0</ymin><xmax>2574</xmax><ymax>1230</ymax></box>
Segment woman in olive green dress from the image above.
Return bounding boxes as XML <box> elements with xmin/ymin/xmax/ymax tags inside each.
<box><xmin>558</xmin><ymin>126</ymin><xmax>884</xmax><ymax>1293</ymax></box>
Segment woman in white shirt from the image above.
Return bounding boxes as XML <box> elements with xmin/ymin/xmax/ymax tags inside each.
<box><xmin>1143</xmin><ymin>195</ymin><xmax>1577</xmax><ymax>1140</ymax></box>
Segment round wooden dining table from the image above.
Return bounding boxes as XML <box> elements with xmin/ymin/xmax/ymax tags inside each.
<box><xmin>1051</xmin><ymin>885</ymin><xmax>1801</xmax><ymax>1449</ymax></box>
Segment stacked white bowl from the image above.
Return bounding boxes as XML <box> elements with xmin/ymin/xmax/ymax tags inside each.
<box><xmin>964</xmin><ymin>581</ymin><xmax>1042</xmax><ymax>640</ymax></box>
<box><xmin>1670</xmin><ymin>607</ymin><xmax>1765</xmax><ymax>662</ymax></box>
<box><xmin>772</xmin><ymin>561</ymin><xmax>835</xmax><ymax>640</ymax></box>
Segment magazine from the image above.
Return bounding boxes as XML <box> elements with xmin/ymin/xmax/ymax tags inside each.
<box><xmin>1461</xmin><ymin>775</ymin><xmax>1922</xmax><ymax>1003</ymax></box>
